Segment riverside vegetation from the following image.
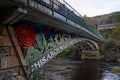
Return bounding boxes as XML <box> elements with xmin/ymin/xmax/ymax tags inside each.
<box><xmin>85</xmin><ymin>11</ymin><xmax>120</xmax><ymax>63</ymax></box>
<box><xmin>56</xmin><ymin>12</ymin><xmax>120</xmax><ymax>72</ymax></box>
<box><xmin>85</xmin><ymin>12</ymin><xmax>120</xmax><ymax>72</ymax></box>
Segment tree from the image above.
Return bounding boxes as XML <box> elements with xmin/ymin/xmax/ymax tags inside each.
<box><xmin>100</xmin><ymin>38</ymin><xmax>119</xmax><ymax>61</ymax></box>
<box><xmin>101</xmin><ymin>38</ymin><xmax>117</xmax><ymax>52</ymax></box>
<box><xmin>113</xmin><ymin>22</ymin><xmax>120</xmax><ymax>39</ymax></box>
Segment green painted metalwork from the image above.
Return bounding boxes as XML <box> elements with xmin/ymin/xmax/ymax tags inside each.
<box><xmin>13</xmin><ymin>22</ymin><xmax>74</xmax><ymax>79</ymax></box>
<box><xmin>28</xmin><ymin>37</ymin><xmax>98</xmax><ymax>76</ymax></box>
<box><xmin>25</xmin><ymin>32</ymin><xmax>72</xmax><ymax>66</ymax></box>
<box><xmin>14</xmin><ymin>20</ymin><xmax>99</xmax><ymax>80</ymax></box>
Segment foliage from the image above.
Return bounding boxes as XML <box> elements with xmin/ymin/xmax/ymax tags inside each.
<box><xmin>110</xmin><ymin>12</ymin><xmax>120</xmax><ymax>23</ymax></box>
<box><xmin>57</xmin><ymin>46</ymin><xmax>74</xmax><ymax>58</ymax></box>
<box><xmin>85</xmin><ymin>11</ymin><xmax>120</xmax><ymax>62</ymax></box>
<box><xmin>111</xmin><ymin>67</ymin><xmax>120</xmax><ymax>72</ymax></box>
<box><xmin>84</xmin><ymin>17</ymin><xmax>97</xmax><ymax>27</ymax></box>
<box><xmin>100</xmin><ymin>28</ymin><xmax>113</xmax><ymax>39</ymax></box>
<box><xmin>57</xmin><ymin>45</ymin><xmax>80</xmax><ymax>59</ymax></box>
<box><xmin>111</xmin><ymin>12</ymin><xmax>120</xmax><ymax>40</ymax></box>
<box><xmin>57</xmin><ymin>47</ymin><xmax>73</xmax><ymax>58</ymax></box>
<box><xmin>101</xmin><ymin>38</ymin><xmax>117</xmax><ymax>53</ymax></box>
<box><xmin>113</xmin><ymin>23</ymin><xmax>120</xmax><ymax>40</ymax></box>
<box><xmin>100</xmin><ymin>38</ymin><xmax>119</xmax><ymax>61</ymax></box>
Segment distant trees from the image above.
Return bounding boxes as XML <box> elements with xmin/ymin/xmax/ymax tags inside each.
<box><xmin>101</xmin><ymin>38</ymin><xmax>117</xmax><ymax>53</ymax></box>
<box><xmin>100</xmin><ymin>38</ymin><xmax>120</xmax><ymax>62</ymax></box>
<box><xmin>113</xmin><ymin>23</ymin><xmax>120</xmax><ymax>40</ymax></box>
<box><xmin>100</xmin><ymin>28</ymin><xmax>113</xmax><ymax>38</ymax></box>
<box><xmin>110</xmin><ymin>12</ymin><xmax>120</xmax><ymax>23</ymax></box>
<box><xmin>112</xmin><ymin>13</ymin><xmax>120</xmax><ymax>40</ymax></box>
<box><xmin>85</xmin><ymin>12</ymin><xmax>120</xmax><ymax>62</ymax></box>
<box><xmin>100</xmin><ymin>13</ymin><xmax>120</xmax><ymax>62</ymax></box>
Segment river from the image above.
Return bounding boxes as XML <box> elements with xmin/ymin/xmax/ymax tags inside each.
<box><xmin>41</xmin><ymin>58</ymin><xmax>120</xmax><ymax>80</ymax></box>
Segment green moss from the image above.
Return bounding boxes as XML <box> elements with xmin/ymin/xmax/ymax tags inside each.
<box><xmin>117</xmin><ymin>59</ymin><xmax>120</xmax><ymax>64</ymax></box>
<box><xmin>111</xmin><ymin>67</ymin><xmax>120</xmax><ymax>72</ymax></box>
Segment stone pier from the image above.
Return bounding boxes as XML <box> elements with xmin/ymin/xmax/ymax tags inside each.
<box><xmin>82</xmin><ymin>50</ymin><xmax>100</xmax><ymax>60</ymax></box>
<box><xmin>0</xmin><ymin>26</ymin><xmax>26</xmax><ymax>80</ymax></box>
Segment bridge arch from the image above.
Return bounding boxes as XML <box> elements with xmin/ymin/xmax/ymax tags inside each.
<box><xmin>79</xmin><ymin>39</ymin><xmax>98</xmax><ymax>50</ymax></box>
<box><xmin>13</xmin><ymin>22</ymin><xmax>99</xmax><ymax>76</ymax></box>
<box><xmin>28</xmin><ymin>38</ymin><xmax>99</xmax><ymax>74</ymax></box>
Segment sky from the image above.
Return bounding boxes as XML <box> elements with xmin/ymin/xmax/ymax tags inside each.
<box><xmin>65</xmin><ymin>0</ymin><xmax>120</xmax><ymax>17</ymax></box>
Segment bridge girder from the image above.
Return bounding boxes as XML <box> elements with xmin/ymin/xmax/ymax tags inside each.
<box><xmin>0</xmin><ymin>0</ymin><xmax>103</xmax><ymax>42</ymax></box>
<box><xmin>75</xmin><ymin>39</ymin><xmax>98</xmax><ymax>50</ymax></box>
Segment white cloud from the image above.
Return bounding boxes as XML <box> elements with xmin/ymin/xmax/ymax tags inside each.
<box><xmin>64</xmin><ymin>0</ymin><xmax>120</xmax><ymax>17</ymax></box>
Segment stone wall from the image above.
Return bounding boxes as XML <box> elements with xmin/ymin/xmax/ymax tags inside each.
<box><xmin>82</xmin><ymin>50</ymin><xmax>100</xmax><ymax>60</ymax></box>
<box><xmin>0</xmin><ymin>26</ymin><xmax>25</xmax><ymax>80</ymax></box>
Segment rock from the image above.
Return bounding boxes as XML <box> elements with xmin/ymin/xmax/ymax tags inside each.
<box><xmin>111</xmin><ymin>67</ymin><xmax>120</xmax><ymax>72</ymax></box>
<box><xmin>117</xmin><ymin>59</ymin><xmax>120</xmax><ymax>64</ymax></box>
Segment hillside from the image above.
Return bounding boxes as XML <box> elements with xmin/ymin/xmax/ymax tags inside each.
<box><xmin>84</xmin><ymin>11</ymin><xmax>120</xmax><ymax>40</ymax></box>
<box><xmin>85</xmin><ymin>11</ymin><xmax>120</xmax><ymax>27</ymax></box>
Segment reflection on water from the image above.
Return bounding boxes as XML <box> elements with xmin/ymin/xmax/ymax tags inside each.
<box><xmin>41</xmin><ymin>58</ymin><xmax>120</xmax><ymax>80</ymax></box>
<box><xmin>72</xmin><ymin>60</ymin><xmax>99</xmax><ymax>80</ymax></box>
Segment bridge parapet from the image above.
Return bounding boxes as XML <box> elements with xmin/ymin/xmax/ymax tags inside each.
<box><xmin>11</xmin><ymin>0</ymin><xmax>103</xmax><ymax>41</ymax></box>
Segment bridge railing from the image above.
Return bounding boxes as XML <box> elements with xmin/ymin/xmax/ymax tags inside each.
<box><xmin>15</xmin><ymin>0</ymin><xmax>104</xmax><ymax>41</ymax></box>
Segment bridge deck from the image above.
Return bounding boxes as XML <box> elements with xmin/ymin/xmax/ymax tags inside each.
<box><xmin>0</xmin><ymin>0</ymin><xmax>103</xmax><ymax>42</ymax></box>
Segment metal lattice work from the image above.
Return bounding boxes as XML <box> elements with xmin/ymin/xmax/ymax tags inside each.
<box><xmin>14</xmin><ymin>21</ymin><xmax>98</xmax><ymax>79</ymax></box>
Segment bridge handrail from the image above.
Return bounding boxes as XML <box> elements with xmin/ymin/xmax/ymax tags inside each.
<box><xmin>15</xmin><ymin>0</ymin><xmax>104</xmax><ymax>41</ymax></box>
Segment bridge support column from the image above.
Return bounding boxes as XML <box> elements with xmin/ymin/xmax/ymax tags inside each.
<box><xmin>82</xmin><ymin>50</ymin><xmax>100</xmax><ymax>60</ymax></box>
<box><xmin>73</xmin><ymin>49</ymin><xmax>81</xmax><ymax>60</ymax></box>
<box><xmin>0</xmin><ymin>26</ymin><xmax>26</xmax><ymax>80</ymax></box>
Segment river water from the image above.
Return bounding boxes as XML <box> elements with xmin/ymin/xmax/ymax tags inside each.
<box><xmin>41</xmin><ymin>58</ymin><xmax>120</xmax><ymax>80</ymax></box>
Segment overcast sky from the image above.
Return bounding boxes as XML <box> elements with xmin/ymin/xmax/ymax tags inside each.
<box><xmin>65</xmin><ymin>0</ymin><xmax>120</xmax><ymax>17</ymax></box>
